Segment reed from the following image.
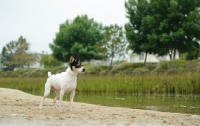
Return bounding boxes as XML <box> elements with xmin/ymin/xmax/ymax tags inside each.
<box><xmin>0</xmin><ymin>78</ymin><xmax>45</xmax><ymax>93</ymax></box>
<box><xmin>0</xmin><ymin>72</ymin><xmax>200</xmax><ymax>95</ymax></box>
<box><xmin>77</xmin><ymin>72</ymin><xmax>200</xmax><ymax>95</ymax></box>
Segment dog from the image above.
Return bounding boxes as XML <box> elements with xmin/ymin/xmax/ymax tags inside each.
<box><xmin>39</xmin><ymin>55</ymin><xmax>86</xmax><ymax>111</ymax></box>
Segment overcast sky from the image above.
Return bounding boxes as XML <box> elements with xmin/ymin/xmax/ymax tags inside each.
<box><xmin>0</xmin><ymin>0</ymin><xmax>128</xmax><ymax>54</ymax></box>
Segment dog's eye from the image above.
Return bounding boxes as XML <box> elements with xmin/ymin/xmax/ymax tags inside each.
<box><xmin>75</xmin><ymin>64</ymin><xmax>81</xmax><ymax>68</ymax></box>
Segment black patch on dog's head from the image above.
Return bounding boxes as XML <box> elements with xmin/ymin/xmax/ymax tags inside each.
<box><xmin>69</xmin><ymin>55</ymin><xmax>82</xmax><ymax>71</ymax></box>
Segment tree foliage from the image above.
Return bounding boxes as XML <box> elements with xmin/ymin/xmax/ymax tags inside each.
<box><xmin>102</xmin><ymin>24</ymin><xmax>127</xmax><ymax>67</ymax></box>
<box><xmin>1</xmin><ymin>36</ymin><xmax>36</xmax><ymax>69</ymax></box>
<box><xmin>125</xmin><ymin>0</ymin><xmax>200</xmax><ymax>61</ymax></box>
<box><xmin>125</xmin><ymin>0</ymin><xmax>155</xmax><ymax>64</ymax></box>
<box><xmin>40</xmin><ymin>55</ymin><xmax>63</xmax><ymax>69</ymax></box>
<box><xmin>50</xmin><ymin>15</ymin><xmax>105</xmax><ymax>62</ymax></box>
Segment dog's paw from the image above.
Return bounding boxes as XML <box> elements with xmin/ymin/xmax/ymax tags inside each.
<box><xmin>69</xmin><ymin>107</ymin><xmax>73</xmax><ymax>112</ymax></box>
<box><xmin>54</xmin><ymin>104</ymin><xmax>59</xmax><ymax>109</ymax></box>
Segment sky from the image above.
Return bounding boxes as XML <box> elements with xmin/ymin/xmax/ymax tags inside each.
<box><xmin>0</xmin><ymin>0</ymin><xmax>128</xmax><ymax>54</ymax></box>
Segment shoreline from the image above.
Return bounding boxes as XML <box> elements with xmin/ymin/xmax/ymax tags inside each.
<box><xmin>0</xmin><ymin>88</ymin><xmax>200</xmax><ymax>126</ymax></box>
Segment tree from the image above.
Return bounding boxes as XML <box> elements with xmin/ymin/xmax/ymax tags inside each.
<box><xmin>125</xmin><ymin>0</ymin><xmax>200</xmax><ymax>61</ymax></box>
<box><xmin>40</xmin><ymin>55</ymin><xmax>63</xmax><ymax>69</ymax></box>
<box><xmin>50</xmin><ymin>15</ymin><xmax>105</xmax><ymax>62</ymax></box>
<box><xmin>1</xmin><ymin>36</ymin><xmax>36</xmax><ymax>69</ymax></box>
<box><xmin>103</xmin><ymin>24</ymin><xmax>127</xmax><ymax>67</ymax></box>
<box><xmin>125</xmin><ymin>0</ymin><xmax>156</xmax><ymax>65</ymax></box>
<box><xmin>185</xmin><ymin>43</ymin><xmax>200</xmax><ymax>60</ymax></box>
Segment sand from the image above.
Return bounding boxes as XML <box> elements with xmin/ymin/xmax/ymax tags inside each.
<box><xmin>0</xmin><ymin>88</ymin><xmax>199</xmax><ymax>126</ymax></box>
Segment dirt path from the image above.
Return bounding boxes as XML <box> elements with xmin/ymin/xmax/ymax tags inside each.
<box><xmin>0</xmin><ymin>88</ymin><xmax>199</xmax><ymax>126</ymax></box>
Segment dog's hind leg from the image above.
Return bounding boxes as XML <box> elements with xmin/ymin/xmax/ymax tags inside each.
<box><xmin>53</xmin><ymin>90</ymin><xmax>60</xmax><ymax>108</ymax></box>
<box><xmin>39</xmin><ymin>83</ymin><xmax>51</xmax><ymax>109</ymax></box>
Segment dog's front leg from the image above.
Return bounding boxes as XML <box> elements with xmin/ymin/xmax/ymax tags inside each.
<box><xmin>59</xmin><ymin>91</ymin><xmax>64</xmax><ymax>112</ymax></box>
<box><xmin>70</xmin><ymin>90</ymin><xmax>75</xmax><ymax>111</ymax></box>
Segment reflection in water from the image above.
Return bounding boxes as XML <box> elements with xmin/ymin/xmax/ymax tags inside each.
<box><xmin>74</xmin><ymin>93</ymin><xmax>200</xmax><ymax>115</ymax></box>
<box><xmin>32</xmin><ymin>90</ymin><xmax>200</xmax><ymax>115</ymax></box>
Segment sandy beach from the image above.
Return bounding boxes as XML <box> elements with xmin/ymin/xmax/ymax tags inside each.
<box><xmin>0</xmin><ymin>88</ymin><xmax>199</xmax><ymax>126</ymax></box>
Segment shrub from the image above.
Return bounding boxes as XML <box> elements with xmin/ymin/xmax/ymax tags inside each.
<box><xmin>99</xmin><ymin>70</ymin><xmax>107</xmax><ymax>76</ymax></box>
<box><xmin>185</xmin><ymin>60</ymin><xmax>200</xmax><ymax>72</ymax></box>
<box><xmin>167</xmin><ymin>59</ymin><xmax>187</xmax><ymax>69</ymax></box>
<box><xmin>165</xmin><ymin>68</ymin><xmax>179</xmax><ymax>74</ymax></box>
<box><xmin>145</xmin><ymin>64</ymin><xmax>157</xmax><ymax>71</ymax></box>
<box><xmin>49</xmin><ymin>66</ymin><xmax>67</xmax><ymax>74</ymax></box>
<box><xmin>151</xmin><ymin>59</ymin><xmax>187</xmax><ymax>74</ymax></box>
<box><xmin>133</xmin><ymin>67</ymin><xmax>149</xmax><ymax>75</ymax></box>
<box><xmin>109</xmin><ymin>63</ymin><xmax>144</xmax><ymax>75</ymax></box>
<box><xmin>85</xmin><ymin>65</ymin><xmax>109</xmax><ymax>75</ymax></box>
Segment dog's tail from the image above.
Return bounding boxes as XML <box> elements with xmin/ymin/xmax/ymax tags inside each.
<box><xmin>48</xmin><ymin>71</ymin><xmax>51</xmax><ymax>78</ymax></box>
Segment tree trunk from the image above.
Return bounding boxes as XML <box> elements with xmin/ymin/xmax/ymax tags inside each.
<box><xmin>109</xmin><ymin>57</ymin><xmax>113</xmax><ymax>68</ymax></box>
<box><xmin>169</xmin><ymin>54</ymin><xmax>172</xmax><ymax>60</ymax></box>
<box><xmin>169</xmin><ymin>49</ymin><xmax>172</xmax><ymax>60</ymax></box>
<box><xmin>144</xmin><ymin>52</ymin><xmax>147</xmax><ymax>65</ymax></box>
<box><xmin>173</xmin><ymin>49</ymin><xmax>176</xmax><ymax>60</ymax></box>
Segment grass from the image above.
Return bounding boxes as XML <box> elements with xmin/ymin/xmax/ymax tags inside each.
<box><xmin>1</xmin><ymin>59</ymin><xmax>200</xmax><ymax>95</ymax></box>
<box><xmin>77</xmin><ymin>72</ymin><xmax>200</xmax><ymax>95</ymax></box>
<box><xmin>1</xmin><ymin>72</ymin><xmax>199</xmax><ymax>95</ymax></box>
<box><xmin>0</xmin><ymin>78</ymin><xmax>45</xmax><ymax>93</ymax></box>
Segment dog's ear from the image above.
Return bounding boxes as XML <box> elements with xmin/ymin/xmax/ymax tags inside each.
<box><xmin>69</xmin><ymin>55</ymin><xmax>75</xmax><ymax>63</ymax></box>
<box><xmin>76</xmin><ymin>58</ymin><xmax>80</xmax><ymax>63</ymax></box>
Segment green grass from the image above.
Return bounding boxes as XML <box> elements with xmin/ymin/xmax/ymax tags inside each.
<box><xmin>77</xmin><ymin>73</ymin><xmax>200</xmax><ymax>95</ymax></box>
<box><xmin>1</xmin><ymin>60</ymin><xmax>200</xmax><ymax>96</ymax></box>
<box><xmin>77</xmin><ymin>73</ymin><xmax>200</xmax><ymax>94</ymax></box>
<box><xmin>0</xmin><ymin>78</ymin><xmax>46</xmax><ymax>93</ymax></box>
<box><xmin>0</xmin><ymin>72</ymin><xmax>200</xmax><ymax>95</ymax></box>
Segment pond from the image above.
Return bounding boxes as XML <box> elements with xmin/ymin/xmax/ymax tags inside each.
<box><xmin>75</xmin><ymin>93</ymin><xmax>200</xmax><ymax>115</ymax></box>
<box><xmin>31</xmin><ymin>90</ymin><xmax>200</xmax><ymax>115</ymax></box>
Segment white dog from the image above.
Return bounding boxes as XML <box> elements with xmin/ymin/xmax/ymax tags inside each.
<box><xmin>39</xmin><ymin>55</ymin><xmax>86</xmax><ymax>111</ymax></box>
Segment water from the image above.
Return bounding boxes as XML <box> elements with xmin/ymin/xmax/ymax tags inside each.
<box><xmin>74</xmin><ymin>93</ymin><xmax>200</xmax><ymax>115</ymax></box>
<box><xmin>35</xmin><ymin>91</ymin><xmax>200</xmax><ymax>115</ymax></box>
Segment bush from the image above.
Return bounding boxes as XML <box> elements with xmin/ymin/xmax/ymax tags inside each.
<box><xmin>185</xmin><ymin>60</ymin><xmax>200</xmax><ymax>72</ymax></box>
<box><xmin>99</xmin><ymin>70</ymin><xmax>107</xmax><ymax>76</ymax></box>
<box><xmin>86</xmin><ymin>67</ymin><xmax>96</xmax><ymax>75</ymax></box>
<box><xmin>167</xmin><ymin>59</ymin><xmax>187</xmax><ymax>69</ymax></box>
<box><xmin>133</xmin><ymin>67</ymin><xmax>149</xmax><ymax>75</ymax></box>
<box><xmin>151</xmin><ymin>59</ymin><xmax>187</xmax><ymax>74</ymax></box>
<box><xmin>49</xmin><ymin>66</ymin><xmax>67</xmax><ymax>74</ymax></box>
<box><xmin>145</xmin><ymin>64</ymin><xmax>157</xmax><ymax>71</ymax></box>
<box><xmin>165</xmin><ymin>68</ymin><xmax>180</xmax><ymax>74</ymax></box>
<box><xmin>85</xmin><ymin>65</ymin><xmax>109</xmax><ymax>75</ymax></box>
<box><xmin>109</xmin><ymin>63</ymin><xmax>144</xmax><ymax>75</ymax></box>
<box><xmin>30</xmin><ymin>69</ymin><xmax>47</xmax><ymax>77</ymax></box>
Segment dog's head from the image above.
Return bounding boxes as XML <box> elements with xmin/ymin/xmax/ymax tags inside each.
<box><xmin>69</xmin><ymin>55</ymin><xmax>86</xmax><ymax>73</ymax></box>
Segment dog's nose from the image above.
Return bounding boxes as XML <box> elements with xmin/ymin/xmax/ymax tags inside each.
<box><xmin>82</xmin><ymin>68</ymin><xmax>86</xmax><ymax>72</ymax></box>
